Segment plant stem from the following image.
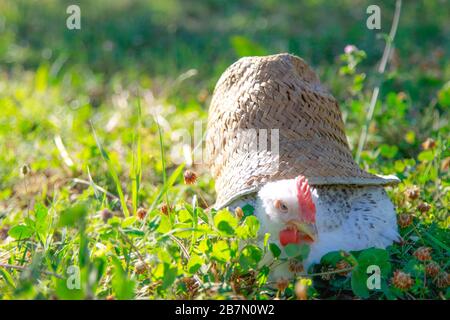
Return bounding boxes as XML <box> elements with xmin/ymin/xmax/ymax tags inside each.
<box><xmin>72</xmin><ymin>178</ymin><xmax>120</xmax><ymax>200</ymax></box>
<box><xmin>297</xmin><ymin>267</ymin><xmax>355</xmax><ymax>278</ymax></box>
<box><xmin>266</xmin><ymin>266</ymin><xmax>355</xmax><ymax>283</ymax></box>
<box><xmin>355</xmin><ymin>0</ymin><xmax>402</xmax><ymax>163</ymax></box>
<box><xmin>0</xmin><ymin>263</ymin><xmax>63</xmax><ymax>279</ymax></box>
<box><xmin>119</xmin><ymin>231</ymin><xmax>152</xmax><ymax>274</ymax></box>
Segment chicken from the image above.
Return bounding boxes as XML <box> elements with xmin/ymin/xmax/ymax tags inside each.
<box><xmin>229</xmin><ymin>175</ymin><xmax>399</xmax><ymax>280</ymax></box>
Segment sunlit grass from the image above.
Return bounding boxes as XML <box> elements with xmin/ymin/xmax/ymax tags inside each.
<box><xmin>0</xmin><ymin>0</ymin><xmax>448</xmax><ymax>300</ymax></box>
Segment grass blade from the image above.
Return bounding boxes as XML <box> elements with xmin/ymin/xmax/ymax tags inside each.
<box><xmin>131</xmin><ymin>95</ymin><xmax>143</xmax><ymax>216</ymax></box>
<box><xmin>90</xmin><ymin>122</ymin><xmax>130</xmax><ymax>217</ymax></box>
<box><xmin>149</xmin><ymin>163</ymin><xmax>185</xmax><ymax>213</ymax></box>
<box><xmin>154</xmin><ymin>115</ymin><xmax>169</xmax><ymax>206</ymax></box>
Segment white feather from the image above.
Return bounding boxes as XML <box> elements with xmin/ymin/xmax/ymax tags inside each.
<box><xmin>228</xmin><ymin>181</ymin><xmax>399</xmax><ymax>280</ymax></box>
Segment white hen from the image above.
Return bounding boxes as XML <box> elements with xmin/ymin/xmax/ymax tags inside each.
<box><xmin>230</xmin><ymin>175</ymin><xmax>399</xmax><ymax>280</ymax></box>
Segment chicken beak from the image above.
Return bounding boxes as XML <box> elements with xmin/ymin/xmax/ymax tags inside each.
<box><xmin>287</xmin><ymin>219</ymin><xmax>318</xmax><ymax>241</ymax></box>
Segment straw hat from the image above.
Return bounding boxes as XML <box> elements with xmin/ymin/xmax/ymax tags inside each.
<box><xmin>206</xmin><ymin>53</ymin><xmax>399</xmax><ymax>209</ymax></box>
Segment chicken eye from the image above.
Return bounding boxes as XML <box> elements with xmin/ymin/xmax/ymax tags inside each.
<box><xmin>274</xmin><ymin>200</ymin><xmax>289</xmax><ymax>213</ymax></box>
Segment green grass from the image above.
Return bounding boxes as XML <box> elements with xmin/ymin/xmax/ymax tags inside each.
<box><xmin>0</xmin><ymin>0</ymin><xmax>448</xmax><ymax>300</ymax></box>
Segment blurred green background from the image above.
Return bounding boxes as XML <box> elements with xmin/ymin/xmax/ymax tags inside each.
<box><xmin>1</xmin><ymin>0</ymin><xmax>449</xmax><ymax>201</ymax></box>
<box><xmin>0</xmin><ymin>0</ymin><xmax>448</xmax><ymax>300</ymax></box>
<box><xmin>0</xmin><ymin>0</ymin><xmax>448</xmax><ymax>199</ymax></box>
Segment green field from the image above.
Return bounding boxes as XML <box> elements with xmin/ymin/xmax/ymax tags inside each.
<box><xmin>0</xmin><ymin>0</ymin><xmax>448</xmax><ymax>299</ymax></box>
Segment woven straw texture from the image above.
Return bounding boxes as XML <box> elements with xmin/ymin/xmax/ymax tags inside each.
<box><xmin>206</xmin><ymin>53</ymin><xmax>399</xmax><ymax>209</ymax></box>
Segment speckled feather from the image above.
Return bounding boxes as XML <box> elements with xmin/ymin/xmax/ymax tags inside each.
<box><xmin>306</xmin><ymin>185</ymin><xmax>399</xmax><ymax>267</ymax></box>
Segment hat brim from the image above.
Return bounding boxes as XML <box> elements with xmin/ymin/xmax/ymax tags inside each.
<box><xmin>213</xmin><ymin>174</ymin><xmax>399</xmax><ymax>210</ymax></box>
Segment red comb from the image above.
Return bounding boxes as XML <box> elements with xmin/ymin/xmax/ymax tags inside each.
<box><xmin>295</xmin><ymin>176</ymin><xmax>316</xmax><ymax>223</ymax></box>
